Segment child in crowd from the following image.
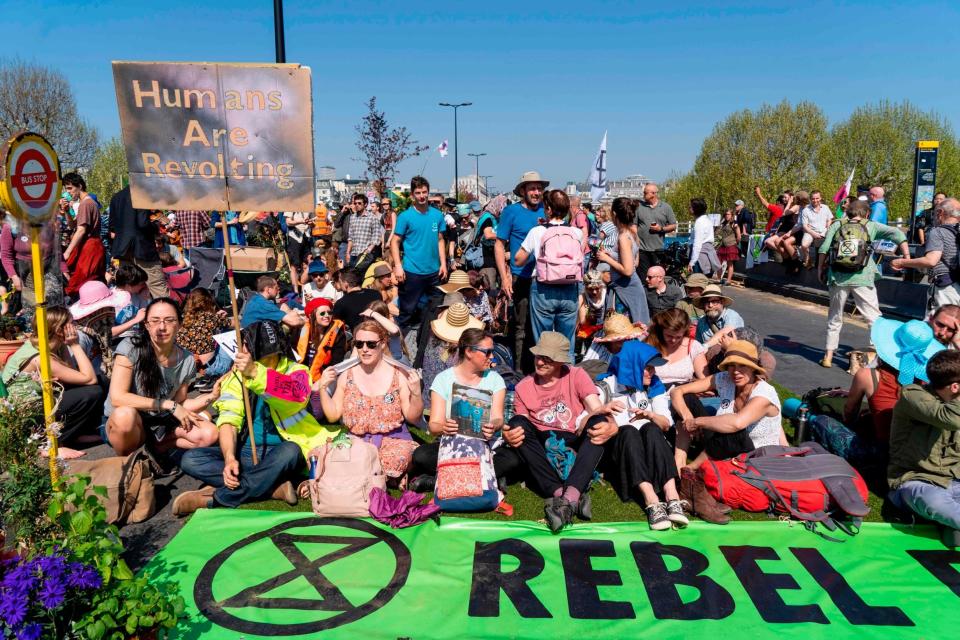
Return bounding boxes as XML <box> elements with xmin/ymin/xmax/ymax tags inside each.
<box><xmin>463</xmin><ymin>271</ymin><xmax>493</xmax><ymax>326</ymax></box>
<box><xmin>113</xmin><ymin>263</ymin><xmax>151</xmax><ymax>341</ymax></box>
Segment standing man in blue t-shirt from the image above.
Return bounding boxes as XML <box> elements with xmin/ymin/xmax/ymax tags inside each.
<box><xmin>869</xmin><ymin>186</ymin><xmax>889</xmax><ymax>224</ymax></box>
<box><xmin>391</xmin><ymin>175</ymin><xmax>448</xmax><ymax>328</ymax></box>
<box><xmin>495</xmin><ymin>171</ymin><xmax>549</xmax><ymax>374</ymax></box>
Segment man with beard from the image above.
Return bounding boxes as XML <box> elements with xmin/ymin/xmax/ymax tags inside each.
<box><xmin>930</xmin><ymin>304</ymin><xmax>960</xmax><ymax>349</ymax></box>
<box><xmin>693</xmin><ymin>284</ymin><xmax>744</xmax><ymax>346</ymax></box>
<box><xmin>496</xmin><ymin>171</ymin><xmax>549</xmax><ymax>373</ymax></box>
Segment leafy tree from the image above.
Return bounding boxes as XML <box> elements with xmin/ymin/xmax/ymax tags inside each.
<box><xmin>354</xmin><ymin>97</ymin><xmax>428</xmax><ymax>189</ymax></box>
<box><xmin>86</xmin><ymin>137</ymin><xmax>128</xmax><ymax>204</ymax></box>
<box><xmin>0</xmin><ymin>59</ymin><xmax>99</xmax><ymax>170</ymax></box>
<box><xmin>816</xmin><ymin>100</ymin><xmax>960</xmax><ymax>220</ymax></box>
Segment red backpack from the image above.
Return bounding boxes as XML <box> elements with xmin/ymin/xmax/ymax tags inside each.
<box><xmin>700</xmin><ymin>443</ymin><xmax>869</xmax><ymax>537</ymax></box>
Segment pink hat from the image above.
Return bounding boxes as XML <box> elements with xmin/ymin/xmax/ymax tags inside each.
<box><xmin>69</xmin><ymin>281</ymin><xmax>131</xmax><ymax>320</ymax></box>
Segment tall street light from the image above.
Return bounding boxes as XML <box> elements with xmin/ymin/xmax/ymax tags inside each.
<box><xmin>439</xmin><ymin>102</ymin><xmax>472</xmax><ymax>201</ymax></box>
<box><xmin>481</xmin><ymin>175</ymin><xmax>494</xmax><ymax>196</ymax></box>
<box><xmin>273</xmin><ymin>0</ymin><xmax>286</xmax><ymax>63</ymax></box>
<box><xmin>467</xmin><ymin>152</ymin><xmax>486</xmax><ymax>200</ymax></box>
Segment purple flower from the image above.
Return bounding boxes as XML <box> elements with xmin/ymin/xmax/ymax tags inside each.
<box><xmin>65</xmin><ymin>563</ymin><xmax>101</xmax><ymax>591</ymax></box>
<box><xmin>0</xmin><ymin>591</ymin><xmax>28</xmax><ymax>627</ymax></box>
<box><xmin>16</xmin><ymin>623</ymin><xmax>41</xmax><ymax>640</ymax></box>
<box><xmin>33</xmin><ymin>555</ymin><xmax>66</xmax><ymax>582</ymax></box>
<box><xmin>36</xmin><ymin>578</ymin><xmax>65</xmax><ymax>610</ymax></box>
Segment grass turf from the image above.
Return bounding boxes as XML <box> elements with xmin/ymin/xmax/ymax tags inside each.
<box><xmin>239</xmin><ymin>382</ymin><xmax>887</xmax><ymax>524</ymax></box>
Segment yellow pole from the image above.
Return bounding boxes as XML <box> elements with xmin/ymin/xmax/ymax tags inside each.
<box><xmin>29</xmin><ymin>223</ymin><xmax>58</xmax><ymax>483</ymax></box>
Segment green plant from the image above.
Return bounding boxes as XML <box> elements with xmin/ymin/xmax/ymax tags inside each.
<box><xmin>0</xmin><ymin>399</ymin><xmax>56</xmax><ymax>550</ymax></box>
<box><xmin>44</xmin><ymin>476</ymin><xmax>185</xmax><ymax>639</ymax></box>
<box><xmin>0</xmin><ymin>315</ymin><xmax>24</xmax><ymax>340</ymax></box>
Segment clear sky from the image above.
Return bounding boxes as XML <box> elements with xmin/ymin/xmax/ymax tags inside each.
<box><xmin>6</xmin><ymin>0</ymin><xmax>959</xmax><ymax>193</ymax></box>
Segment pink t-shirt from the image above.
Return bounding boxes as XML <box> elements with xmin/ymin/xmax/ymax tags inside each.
<box><xmin>514</xmin><ymin>366</ymin><xmax>597</xmax><ymax>433</ymax></box>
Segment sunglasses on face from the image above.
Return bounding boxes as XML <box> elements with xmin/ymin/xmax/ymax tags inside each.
<box><xmin>356</xmin><ymin>340</ymin><xmax>382</xmax><ymax>350</ymax></box>
<box><xmin>316</xmin><ymin>311</ymin><xmax>332</xmax><ymax>317</ymax></box>
<box><xmin>469</xmin><ymin>346</ymin><xmax>495</xmax><ymax>357</ymax></box>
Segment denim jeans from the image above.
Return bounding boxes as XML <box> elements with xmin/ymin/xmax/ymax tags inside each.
<box><xmin>205</xmin><ymin>344</ymin><xmax>234</xmax><ymax>377</ymax></box>
<box><xmin>398</xmin><ymin>271</ymin><xmax>440</xmax><ymax>328</ymax></box>
<box><xmin>530</xmin><ymin>280</ymin><xmax>579</xmax><ymax>357</ymax></box>
<box><xmin>891</xmin><ymin>479</ymin><xmax>960</xmax><ymax>530</ymax></box>
<box><xmin>180</xmin><ymin>440</ymin><xmax>304</xmax><ymax>508</ymax></box>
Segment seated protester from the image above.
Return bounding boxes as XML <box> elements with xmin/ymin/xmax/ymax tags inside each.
<box><xmin>501</xmin><ymin>331</ymin><xmax>624</xmax><ymax>533</ymax></box>
<box><xmin>464</xmin><ymin>270</ymin><xmax>493</xmax><ymax>326</ymax></box>
<box><xmin>68</xmin><ymin>281</ymin><xmax>133</xmax><ymax>375</ymax></box>
<box><xmin>675</xmin><ymin>272</ymin><xmax>709</xmax><ymax>324</ymax></box>
<box><xmin>671</xmin><ymin>339</ymin><xmax>786</xmax><ymax>472</ymax></box>
<box><xmin>2</xmin><ymin>306</ymin><xmax>106</xmax><ymax>459</ymax></box>
<box><xmin>693</xmin><ymin>284</ymin><xmax>744</xmax><ymax>347</ymax></box>
<box><xmin>360</xmin><ymin>300</ymin><xmax>408</xmax><ymax>364</ymax></box>
<box><xmin>332</xmin><ymin>268</ymin><xmax>382</xmax><ymax>330</ymax></box>
<box><xmin>296</xmin><ymin>297</ymin><xmax>347</xmax><ymax>383</ymax></box>
<box><xmin>703</xmin><ymin>325</ymin><xmax>777</xmax><ymax>379</ymax></box>
<box><xmin>112</xmin><ymin>264</ymin><xmax>151</xmax><ymax>342</ymax></box>
<box><xmin>105</xmin><ymin>297</ymin><xmax>219</xmax><ymax>456</ymax></box>
<box><xmin>177</xmin><ymin>288</ymin><xmax>233</xmax><ymax>379</ymax></box>
<box><xmin>597</xmin><ymin>341</ymin><xmax>688</xmax><ymax>530</ymax></box>
<box><xmin>576</xmin><ymin>270</ymin><xmax>608</xmax><ymax>355</ymax></box>
<box><xmin>583</xmin><ymin>312</ymin><xmax>646</xmax><ymax>368</ymax></box>
<box><xmin>646</xmin><ymin>308</ymin><xmax>707</xmax><ymax>388</ymax></box>
<box><xmin>369</xmin><ymin>262</ymin><xmax>400</xmax><ymax>316</ymax></box>
<box><xmin>929</xmin><ymin>304</ymin><xmax>960</xmax><ymax>350</ymax></box>
<box><xmin>316</xmin><ymin>320</ymin><xmax>424</xmax><ymax>482</ymax></box>
<box><xmin>421</xmin><ymin>300</ymin><xmax>483</xmax><ymax>393</ymax></box>
<box><xmin>410</xmin><ymin>328</ymin><xmax>521</xmax><ymax>490</ymax></box>
<box><xmin>241</xmin><ymin>275</ymin><xmax>305</xmax><ymax>330</ymax></box>
<box><xmin>176</xmin><ymin>320</ymin><xmax>341</xmax><ymax>515</ymax></box>
<box><xmin>362</xmin><ymin>259</ymin><xmax>390</xmax><ymax>288</ymax></box>
<box><xmin>888</xmin><ymin>350</ymin><xmax>960</xmax><ymax>546</ymax></box>
<box><xmin>159</xmin><ymin>251</ymin><xmax>195</xmax><ymax>305</ymax></box>
<box><xmin>644</xmin><ymin>266</ymin><xmax>684</xmax><ymax>317</ymax></box>
<box><xmin>301</xmin><ymin>260</ymin><xmax>330</xmax><ymax>306</ymax></box>
<box><xmin>845</xmin><ymin>319</ymin><xmax>944</xmax><ymax>444</ymax></box>
<box><xmin>156</xmin><ymin>234</ymin><xmax>187</xmax><ymax>267</ymax></box>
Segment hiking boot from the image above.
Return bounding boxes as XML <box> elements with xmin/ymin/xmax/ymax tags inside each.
<box><xmin>172</xmin><ymin>486</ymin><xmax>214</xmax><ymax>517</ymax></box>
<box><xmin>271</xmin><ymin>480</ymin><xmax>298</xmax><ymax>505</ymax></box>
<box><xmin>544</xmin><ymin>497</ymin><xmax>575</xmax><ymax>534</ymax></box>
<box><xmin>680</xmin><ymin>467</ymin><xmax>730</xmax><ymax>525</ymax></box>
<box><xmin>576</xmin><ymin>492</ymin><xmax>592</xmax><ymax>521</ymax></box>
<box><xmin>665</xmin><ymin>499</ymin><xmax>689</xmax><ymax>527</ymax></box>
<box><xmin>409</xmin><ymin>474</ymin><xmax>436</xmax><ymax>493</ymax></box>
<box><xmin>645</xmin><ymin>503</ymin><xmax>672</xmax><ymax>531</ymax></box>
<box><xmin>942</xmin><ymin>527</ymin><xmax>960</xmax><ymax>548</ymax></box>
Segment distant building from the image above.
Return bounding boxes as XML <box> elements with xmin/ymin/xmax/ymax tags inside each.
<box><xmin>565</xmin><ymin>182</ymin><xmax>578</xmax><ymax>196</ymax></box>
<box><xmin>317</xmin><ymin>166</ymin><xmax>336</xmax><ymax>180</ymax></box>
<box><xmin>607</xmin><ymin>174</ymin><xmax>654</xmax><ymax>200</ymax></box>
<box><xmin>450</xmin><ymin>174</ymin><xmax>489</xmax><ymax>203</ymax></box>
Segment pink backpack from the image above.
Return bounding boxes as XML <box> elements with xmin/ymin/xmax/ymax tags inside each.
<box><xmin>307</xmin><ymin>435</ymin><xmax>386</xmax><ymax>517</ymax></box>
<box><xmin>536</xmin><ymin>224</ymin><xmax>583</xmax><ymax>284</ymax></box>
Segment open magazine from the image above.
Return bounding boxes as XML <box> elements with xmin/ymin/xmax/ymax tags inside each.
<box><xmin>451</xmin><ymin>383</ymin><xmax>492</xmax><ymax>438</ymax></box>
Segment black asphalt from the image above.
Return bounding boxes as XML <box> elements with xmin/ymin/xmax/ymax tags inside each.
<box><xmin>86</xmin><ymin>284</ymin><xmax>867</xmax><ymax>570</ymax></box>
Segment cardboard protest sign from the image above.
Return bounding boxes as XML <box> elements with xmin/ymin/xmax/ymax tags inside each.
<box><xmin>113</xmin><ymin>61</ymin><xmax>314</xmax><ymax>212</ymax></box>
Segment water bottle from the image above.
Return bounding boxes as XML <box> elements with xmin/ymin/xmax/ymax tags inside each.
<box><xmin>309</xmin><ymin>455</ymin><xmax>318</xmax><ymax>480</ymax></box>
<box><xmin>794</xmin><ymin>406</ymin><xmax>809</xmax><ymax>445</ymax></box>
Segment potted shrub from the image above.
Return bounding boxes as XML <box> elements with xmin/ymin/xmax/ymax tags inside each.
<box><xmin>0</xmin><ymin>315</ymin><xmax>25</xmax><ymax>366</ymax></box>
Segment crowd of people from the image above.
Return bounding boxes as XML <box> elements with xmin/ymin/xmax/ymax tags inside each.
<box><xmin>3</xmin><ymin>168</ymin><xmax>960</xmax><ymax>542</ymax></box>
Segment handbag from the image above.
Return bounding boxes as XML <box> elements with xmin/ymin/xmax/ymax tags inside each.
<box><xmin>65</xmin><ymin>446</ymin><xmax>157</xmax><ymax>525</ymax></box>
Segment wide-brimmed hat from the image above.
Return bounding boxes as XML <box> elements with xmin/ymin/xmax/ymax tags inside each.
<box><xmin>69</xmin><ymin>281</ymin><xmax>131</xmax><ymax>320</ymax></box>
<box><xmin>683</xmin><ymin>273</ymin><xmax>711</xmax><ymax>290</ymax></box>
<box><xmin>373</xmin><ymin>263</ymin><xmax>392</xmax><ymax>278</ymax></box>
<box><xmin>693</xmin><ymin>284</ymin><xmax>733</xmax><ymax>308</ymax></box>
<box><xmin>529</xmin><ymin>331</ymin><xmax>573</xmax><ymax>364</ymax></box>
<box><xmin>513</xmin><ymin>171</ymin><xmax>550</xmax><ymax>197</ymax></box>
<box><xmin>717</xmin><ymin>340</ymin><xmax>766</xmax><ymax>377</ymax></box>
<box><xmin>593</xmin><ymin>313</ymin><xmax>647</xmax><ymax>343</ymax></box>
<box><xmin>437</xmin><ymin>270</ymin><xmax>475</xmax><ymax>294</ymax></box>
<box><xmin>872</xmin><ymin>318</ymin><xmax>945</xmax><ymax>384</ymax></box>
<box><xmin>431</xmin><ymin>303</ymin><xmax>483</xmax><ymax>344</ymax></box>
<box><xmin>438</xmin><ymin>291</ymin><xmax>466</xmax><ymax>310</ymax></box>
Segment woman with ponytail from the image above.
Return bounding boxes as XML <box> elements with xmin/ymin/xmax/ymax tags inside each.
<box><xmin>105</xmin><ymin>297</ymin><xmax>219</xmax><ymax>456</ymax></box>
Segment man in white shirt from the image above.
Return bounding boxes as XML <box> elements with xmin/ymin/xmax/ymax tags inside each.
<box><xmin>798</xmin><ymin>190</ymin><xmax>834</xmax><ymax>267</ymax></box>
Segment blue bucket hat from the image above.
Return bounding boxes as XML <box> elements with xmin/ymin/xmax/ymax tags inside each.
<box><xmin>871</xmin><ymin>318</ymin><xmax>945</xmax><ymax>384</ymax></box>
<box><xmin>308</xmin><ymin>261</ymin><xmax>328</xmax><ymax>275</ymax></box>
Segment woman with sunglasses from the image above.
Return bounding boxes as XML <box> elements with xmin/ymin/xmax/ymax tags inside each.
<box><xmin>409</xmin><ymin>328</ymin><xmax>520</xmax><ymax>491</ymax></box>
<box><xmin>105</xmin><ymin>297</ymin><xmax>220</xmax><ymax>456</ymax></box>
<box><xmin>296</xmin><ymin>297</ymin><xmax>346</xmax><ymax>382</ymax></box>
<box><xmin>317</xmin><ymin>320</ymin><xmax>423</xmax><ymax>481</ymax></box>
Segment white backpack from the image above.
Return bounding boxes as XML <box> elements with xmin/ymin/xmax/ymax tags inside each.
<box><xmin>536</xmin><ymin>224</ymin><xmax>583</xmax><ymax>284</ymax></box>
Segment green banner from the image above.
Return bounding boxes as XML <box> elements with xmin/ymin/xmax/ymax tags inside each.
<box><xmin>145</xmin><ymin>510</ymin><xmax>960</xmax><ymax>639</ymax></box>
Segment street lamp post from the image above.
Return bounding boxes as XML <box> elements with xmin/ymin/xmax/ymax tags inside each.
<box><xmin>467</xmin><ymin>152</ymin><xmax>486</xmax><ymax>200</ymax></box>
<box><xmin>273</xmin><ymin>0</ymin><xmax>286</xmax><ymax>63</ymax></box>
<box><xmin>481</xmin><ymin>175</ymin><xmax>494</xmax><ymax>196</ymax></box>
<box><xmin>439</xmin><ymin>102</ymin><xmax>472</xmax><ymax>201</ymax></box>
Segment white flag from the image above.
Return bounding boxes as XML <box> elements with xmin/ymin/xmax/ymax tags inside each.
<box><xmin>590</xmin><ymin>131</ymin><xmax>607</xmax><ymax>204</ymax></box>
<box><xmin>438</xmin><ymin>140</ymin><xmax>449</xmax><ymax>158</ymax></box>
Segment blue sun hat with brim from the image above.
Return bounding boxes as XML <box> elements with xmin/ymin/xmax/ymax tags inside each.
<box><xmin>871</xmin><ymin>317</ymin><xmax>945</xmax><ymax>384</ymax></box>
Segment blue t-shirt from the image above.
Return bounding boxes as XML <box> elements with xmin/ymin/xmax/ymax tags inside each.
<box><xmin>241</xmin><ymin>293</ymin><xmax>286</xmax><ymax>328</ymax></box>
<box><xmin>497</xmin><ymin>202</ymin><xmax>544</xmax><ymax>278</ymax></box>
<box><xmin>869</xmin><ymin>200</ymin><xmax>888</xmax><ymax>225</ymax></box>
<box><xmin>695</xmin><ymin>308</ymin><xmax>745</xmax><ymax>343</ymax></box>
<box><xmin>395</xmin><ymin>206</ymin><xmax>445</xmax><ymax>275</ymax></box>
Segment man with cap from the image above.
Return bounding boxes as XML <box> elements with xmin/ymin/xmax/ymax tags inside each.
<box><xmin>301</xmin><ymin>260</ymin><xmax>330</xmax><ymax>305</ymax></box>
<box><xmin>496</xmin><ymin>171</ymin><xmax>549</xmax><ymax>374</ymax></box>
<box><xmin>676</xmin><ymin>273</ymin><xmax>710</xmax><ymax>323</ymax></box>
<box><xmin>391</xmin><ymin>175</ymin><xmax>448</xmax><ymax>328</ymax></box>
<box><xmin>644</xmin><ymin>266</ymin><xmax>684</xmax><ymax>317</ymax></box>
<box><xmin>175</xmin><ymin>320</ymin><xmax>341</xmax><ymax>515</ymax></box>
<box><xmin>694</xmin><ymin>284</ymin><xmax>744</xmax><ymax>346</ymax></box>
<box><xmin>634</xmin><ymin>182</ymin><xmax>678</xmax><ymax>277</ymax></box>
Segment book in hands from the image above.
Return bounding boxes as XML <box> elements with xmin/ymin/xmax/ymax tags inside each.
<box><xmin>451</xmin><ymin>383</ymin><xmax>492</xmax><ymax>438</ymax></box>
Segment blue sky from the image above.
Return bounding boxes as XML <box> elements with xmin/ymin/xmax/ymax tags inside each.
<box><xmin>6</xmin><ymin>0</ymin><xmax>959</xmax><ymax>193</ymax></box>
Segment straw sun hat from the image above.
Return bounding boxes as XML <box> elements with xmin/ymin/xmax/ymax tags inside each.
<box><xmin>693</xmin><ymin>284</ymin><xmax>733</xmax><ymax>308</ymax></box>
<box><xmin>593</xmin><ymin>313</ymin><xmax>647</xmax><ymax>344</ymax></box>
<box><xmin>717</xmin><ymin>340</ymin><xmax>766</xmax><ymax>377</ymax></box>
<box><xmin>437</xmin><ymin>270</ymin><xmax>475</xmax><ymax>294</ymax></box>
<box><xmin>430</xmin><ymin>303</ymin><xmax>483</xmax><ymax>344</ymax></box>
